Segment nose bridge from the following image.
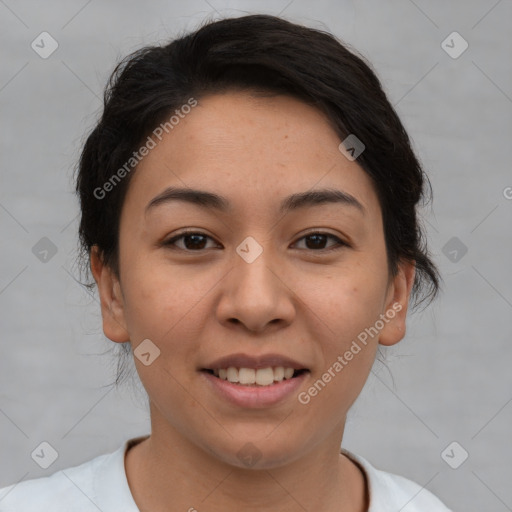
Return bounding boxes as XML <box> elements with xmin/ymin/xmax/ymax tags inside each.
<box><xmin>233</xmin><ymin>237</ymin><xmax>280</xmax><ymax>302</ymax></box>
<box><xmin>216</xmin><ymin>237</ymin><xmax>295</xmax><ymax>332</ymax></box>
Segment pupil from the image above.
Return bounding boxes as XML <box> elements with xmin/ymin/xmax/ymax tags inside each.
<box><xmin>306</xmin><ymin>234</ymin><xmax>326</xmax><ymax>249</ymax></box>
<box><xmin>185</xmin><ymin>234</ymin><xmax>206</xmax><ymax>249</ymax></box>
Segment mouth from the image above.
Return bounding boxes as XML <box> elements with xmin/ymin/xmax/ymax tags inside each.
<box><xmin>201</xmin><ymin>353</ymin><xmax>310</xmax><ymax>386</ymax></box>
<box><xmin>202</xmin><ymin>367</ymin><xmax>309</xmax><ymax>386</ymax></box>
<box><xmin>199</xmin><ymin>353</ymin><xmax>310</xmax><ymax>407</ymax></box>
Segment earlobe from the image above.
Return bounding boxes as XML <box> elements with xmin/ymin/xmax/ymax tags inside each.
<box><xmin>378</xmin><ymin>260</ymin><xmax>416</xmax><ymax>347</ymax></box>
<box><xmin>90</xmin><ymin>246</ymin><xmax>130</xmax><ymax>343</ymax></box>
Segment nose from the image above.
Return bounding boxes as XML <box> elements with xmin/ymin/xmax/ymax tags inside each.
<box><xmin>215</xmin><ymin>244</ymin><xmax>296</xmax><ymax>334</ymax></box>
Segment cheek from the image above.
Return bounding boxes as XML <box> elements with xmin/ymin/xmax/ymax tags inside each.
<box><xmin>119</xmin><ymin>255</ymin><xmax>222</xmax><ymax>352</ymax></box>
<box><xmin>315</xmin><ymin>283</ymin><xmax>381</xmax><ymax>380</ymax></box>
<box><xmin>297</xmin><ymin>278</ymin><xmax>381</xmax><ymax>425</ymax></box>
<box><xmin>296</xmin><ymin>259</ymin><xmax>387</xmax><ymax>400</ymax></box>
<box><xmin>120</xmin><ymin>261</ymin><xmax>209</xmax><ymax>406</ymax></box>
<box><xmin>304</xmin><ymin>261</ymin><xmax>388</xmax><ymax>343</ymax></box>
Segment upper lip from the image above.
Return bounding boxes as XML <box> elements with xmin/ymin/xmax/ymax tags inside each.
<box><xmin>202</xmin><ymin>353</ymin><xmax>309</xmax><ymax>370</ymax></box>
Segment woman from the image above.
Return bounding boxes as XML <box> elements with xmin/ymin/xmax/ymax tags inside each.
<box><xmin>0</xmin><ymin>14</ymin><xmax>452</xmax><ymax>511</ymax></box>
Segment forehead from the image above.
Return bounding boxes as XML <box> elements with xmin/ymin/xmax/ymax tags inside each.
<box><xmin>124</xmin><ymin>91</ymin><xmax>381</xmax><ymax>222</ymax></box>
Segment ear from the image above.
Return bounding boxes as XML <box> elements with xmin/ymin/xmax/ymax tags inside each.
<box><xmin>378</xmin><ymin>259</ymin><xmax>416</xmax><ymax>347</ymax></box>
<box><xmin>90</xmin><ymin>246</ymin><xmax>130</xmax><ymax>343</ymax></box>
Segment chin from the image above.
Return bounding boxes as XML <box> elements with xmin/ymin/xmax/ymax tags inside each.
<box><xmin>207</xmin><ymin>433</ymin><xmax>308</xmax><ymax>471</ymax></box>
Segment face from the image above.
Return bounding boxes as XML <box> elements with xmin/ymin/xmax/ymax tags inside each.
<box><xmin>92</xmin><ymin>91</ymin><xmax>415</xmax><ymax>469</ymax></box>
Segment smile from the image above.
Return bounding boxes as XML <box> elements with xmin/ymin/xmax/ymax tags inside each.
<box><xmin>200</xmin><ymin>353</ymin><xmax>310</xmax><ymax>408</ymax></box>
<box><xmin>205</xmin><ymin>367</ymin><xmax>308</xmax><ymax>386</ymax></box>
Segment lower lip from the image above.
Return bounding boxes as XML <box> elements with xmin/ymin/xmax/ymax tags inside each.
<box><xmin>201</xmin><ymin>371</ymin><xmax>309</xmax><ymax>408</ymax></box>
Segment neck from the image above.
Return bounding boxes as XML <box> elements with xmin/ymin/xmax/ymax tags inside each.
<box><xmin>125</xmin><ymin>407</ymin><xmax>368</xmax><ymax>512</ymax></box>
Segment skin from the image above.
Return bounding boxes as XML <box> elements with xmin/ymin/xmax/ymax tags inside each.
<box><xmin>91</xmin><ymin>91</ymin><xmax>415</xmax><ymax>512</ymax></box>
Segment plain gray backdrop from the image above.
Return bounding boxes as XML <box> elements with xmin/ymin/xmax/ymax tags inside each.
<box><xmin>1</xmin><ymin>1</ymin><xmax>511</xmax><ymax>510</ymax></box>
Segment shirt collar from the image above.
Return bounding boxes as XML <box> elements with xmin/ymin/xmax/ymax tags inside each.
<box><xmin>94</xmin><ymin>435</ymin><xmax>149</xmax><ymax>511</ymax></box>
<box><xmin>103</xmin><ymin>437</ymin><xmax>385</xmax><ymax>512</ymax></box>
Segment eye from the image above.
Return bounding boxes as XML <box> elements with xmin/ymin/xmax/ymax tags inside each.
<box><xmin>292</xmin><ymin>232</ymin><xmax>348</xmax><ymax>251</ymax></box>
<box><xmin>163</xmin><ymin>230</ymin><xmax>348</xmax><ymax>252</ymax></box>
<box><xmin>163</xmin><ymin>231</ymin><xmax>220</xmax><ymax>251</ymax></box>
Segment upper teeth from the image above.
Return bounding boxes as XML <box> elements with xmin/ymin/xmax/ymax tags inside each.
<box><xmin>213</xmin><ymin>367</ymin><xmax>296</xmax><ymax>386</ymax></box>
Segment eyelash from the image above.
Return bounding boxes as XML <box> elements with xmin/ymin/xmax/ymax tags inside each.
<box><xmin>163</xmin><ymin>230</ymin><xmax>349</xmax><ymax>253</ymax></box>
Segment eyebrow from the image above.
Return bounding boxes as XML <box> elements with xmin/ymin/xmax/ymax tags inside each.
<box><xmin>145</xmin><ymin>186</ymin><xmax>366</xmax><ymax>216</ymax></box>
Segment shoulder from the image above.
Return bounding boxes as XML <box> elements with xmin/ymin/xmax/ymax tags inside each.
<box><xmin>0</xmin><ymin>438</ymin><xmax>142</xmax><ymax>512</ymax></box>
<box><xmin>342</xmin><ymin>449</ymin><xmax>453</xmax><ymax>512</ymax></box>
<box><xmin>0</xmin><ymin>452</ymin><xmax>109</xmax><ymax>512</ymax></box>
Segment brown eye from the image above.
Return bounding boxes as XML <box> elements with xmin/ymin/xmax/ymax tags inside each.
<box><xmin>164</xmin><ymin>231</ymin><xmax>347</xmax><ymax>253</ymax></box>
<box><xmin>293</xmin><ymin>232</ymin><xmax>347</xmax><ymax>251</ymax></box>
<box><xmin>164</xmin><ymin>232</ymin><xmax>219</xmax><ymax>251</ymax></box>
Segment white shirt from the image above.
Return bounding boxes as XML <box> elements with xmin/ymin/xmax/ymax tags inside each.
<box><xmin>0</xmin><ymin>436</ymin><xmax>452</xmax><ymax>511</ymax></box>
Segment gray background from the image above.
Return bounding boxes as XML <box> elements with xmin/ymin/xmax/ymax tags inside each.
<box><xmin>1</xmin><ymin>1</ymin><xmax>511</xmax><ymax>510</ymax></box>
